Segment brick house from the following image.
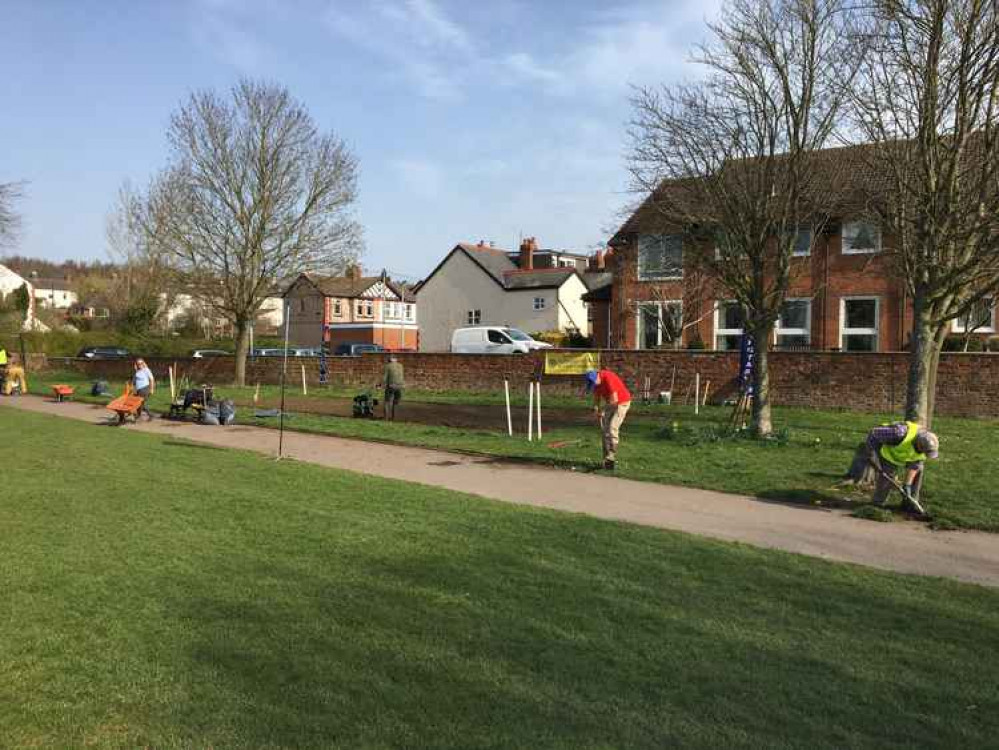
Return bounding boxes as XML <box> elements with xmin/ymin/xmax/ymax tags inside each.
<box><xmin>284</xmin><ymin>268</ymin><xmax>418</xmax><ymax>350</ymax></box>
<box><xmin>605</xmin><ymin>145</ymin><xmax>996</xmax><ymax>352</ymax></box>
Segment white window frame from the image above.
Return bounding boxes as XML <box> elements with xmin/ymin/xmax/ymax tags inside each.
<box><xmin>333</xmin><ymin>300</ymin><xmax>342</xmax><ymax>316</ymax></box>
<box><xmin>841</xmin><ymin>220</ymin><xmax>882</xmax><ymax>255</ymax></box>
<box><xmin>637</xmin><ymin>234</ymin><xmax>683</xmax><ymax>281</ymax></box>
<box><xmin>775</xmin><ymin>297</ymin><xmax>812</xmax><ymax>348</ymax></box>
<box><xmin>533</xmin><ymin>296</ymin><xmax>547</xmax><ymax>311</ymax></box>
<box><xmin>467</xmin><ymin>309</ymin><xmax>482</xmax><ymax>325</ymax></box>
<box><xmin>840</xmin><ymin>296</ymin><xmax>880</xmax><ymax>351</ymax></box>
<box><xmin>952</xmin><ymin>297</ymin><xmax>996</xmax><ymax>333</ymax></box>
<box><xmin>636</xmin><ymin>300</ymin><xmax>683</xmax><ymax>350</ymax></box>
<box><xmin>713</xmin><ymin>300</ymin><xmax>745</xmax><ymax>351</ymax></box>
<box><xmin>405</xmin><ymin>304</ymin><xmax>414</xmax><ymax>322</ymax></box>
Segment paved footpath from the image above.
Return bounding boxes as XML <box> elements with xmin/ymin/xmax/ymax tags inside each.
<box><xmin>5</xmin><ymin>395</ymin><xmax>999</xmax><ymax>588</ymax></box>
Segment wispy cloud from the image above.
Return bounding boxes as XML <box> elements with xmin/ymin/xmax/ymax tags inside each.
<box><xmin>324</xmin><ymin>0</ymin><xmax>472</xmax><ymax>100</ymax></box>
<box><xmin>189</xmin><ymin>0</ymin><xmax>276</xmax><ymax>72</ymax></box>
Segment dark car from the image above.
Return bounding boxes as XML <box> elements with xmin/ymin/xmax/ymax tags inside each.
<box><xmin>77</xmin><ymin>347</ymin><xmax>131</xmax><ymax>360</ymax></box>
<box><xmin>333</xmin><ymin>343</ymin><xmax>385</xmax><ymax>356</ymax></box>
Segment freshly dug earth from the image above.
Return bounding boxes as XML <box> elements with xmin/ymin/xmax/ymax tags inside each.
<box><xmin>247</xmin><ymin>393</ymin><xmax>650</xmax><ymax>431</ymax></box>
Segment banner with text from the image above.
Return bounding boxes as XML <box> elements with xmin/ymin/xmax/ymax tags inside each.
<box><xmin>544</xmin><ymin>351</ymin><xmax>600</xmax><ymax>375</ymax></box>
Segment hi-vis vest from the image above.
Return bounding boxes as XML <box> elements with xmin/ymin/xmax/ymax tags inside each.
<box><xmin>879</xmin><ymin>421</ymin><xmax>926</xmax><ymax>467</ymax></box>
<box><xmin>0</xmin><ymin>349</ymin><xmax>7</xmax><ymax>366</ymax></box>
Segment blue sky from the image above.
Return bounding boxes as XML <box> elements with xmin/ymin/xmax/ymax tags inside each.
<box><xmin>0</xmin><ymin>0</ymin><xmax>719</xmax><ymax>281</ymax></box>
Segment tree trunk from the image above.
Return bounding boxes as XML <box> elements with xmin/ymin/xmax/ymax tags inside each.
<box><xmin>904</xmin><ymin>299</ymin><xmax>936</xmax><ymax>424</ymax></box>
<box><xmin>924</xmin><ymin>324</ymin><xmax>948</xmax><ymax>428</ymax></box>
<box><xmin>751</xmin><ymin>325</ymin><xmax>773</xmax><ymax>437</ymax></box>
<box><xmin>234</xmin><ymin>318</ymin><xmax>251</xmax><ymax>387</ymax></box>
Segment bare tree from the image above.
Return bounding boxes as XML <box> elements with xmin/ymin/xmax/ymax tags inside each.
<box><xmin>629</xmin><ymin>0</ymin><xmax>859</xmax><ymax>435</ymax></box>
<box><xmin>0</xmin><ymin>181</ymin><xmax>25</xmax><ymax>247</ymax></box>
<box><xmin>105</xmin><ymin>184</ymin><xmax>180</xmax><ymax>334</ymax></box>
<box><xmin>849</xmin><ymin>0</ymin><xmax>999</xmax><ymax>425</ymax></box>
<box><xmin>139</xmin><ymin>79</ymin><xmax>362</xmax><ymax>384</ymax></box>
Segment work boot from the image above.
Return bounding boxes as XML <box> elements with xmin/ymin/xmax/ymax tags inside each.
<box><xmin>603</xmin><ymin>459</ymin><xmax>616</xmax><ymax>471</ymax></box>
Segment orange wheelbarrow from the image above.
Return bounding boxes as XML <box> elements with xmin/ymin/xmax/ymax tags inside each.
<box><xmin>106</xmin><ymin>385</ymin><xmax>146</xmax><ymax>425</ymax></box>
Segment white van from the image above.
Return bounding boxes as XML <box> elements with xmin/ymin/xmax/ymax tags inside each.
<box><xmin>450</xmin><ymin>326</ymin><xmax>553</xmax><ymax>354</ymax></box>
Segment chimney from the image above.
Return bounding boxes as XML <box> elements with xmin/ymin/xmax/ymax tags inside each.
<box><xmin>346</xmin><ymin>264</ymin><xmax>362</xmax><ymax>282</ymax></box>
<box><xmin>519</xmin><ymin>236</ymin><xmax>537</xmax><ymax>270</ymax></box>
<box><xmin>588</xmin><ymin>249</ymin><xmax>606</xmax><ymax>271</ymax></box>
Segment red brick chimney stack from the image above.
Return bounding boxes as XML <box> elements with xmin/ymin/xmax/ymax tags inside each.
<box><xmin>519</xmin><ymin>236</ymin><xmax>538</xmax><ymax>270</ymax></box>
<box><xmin>346</xmin><ymin>263</ymin><xmax>362</xmax><ymax>281</ymax></box>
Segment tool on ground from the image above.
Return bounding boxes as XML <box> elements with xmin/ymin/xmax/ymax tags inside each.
<box><xmin>352</xmin><ymin>391</ymin><xmax>379</xmax><ymax>418</ymax></box>
<box><xmin>547</xmin><ymin>439</ymin><xmax>582</xmax><ymax>449</ymax></box>
<box><xmin>871</xmin><ymin>459</ymin><xmax>928</xmax><ymax>518</ymax></box>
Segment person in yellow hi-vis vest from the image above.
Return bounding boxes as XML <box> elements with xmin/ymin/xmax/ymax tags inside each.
<box><xmin>0</xmin><ymin>347</ymin><xmax>7</xmax><ymax>366</ymax></box>
<box><xmin>866</xmin><ymin>421</ymin><xmax>939</xmax><ymax>514</ymax></box>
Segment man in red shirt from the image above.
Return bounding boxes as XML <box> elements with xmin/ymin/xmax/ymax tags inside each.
<box><xmin>585</xmin><ymin>369</ymin><xmax>632</xmax><ymax>470</ymax></box>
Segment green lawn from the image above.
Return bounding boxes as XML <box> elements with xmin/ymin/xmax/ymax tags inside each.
<box><xmin>28</xmin><ymin>370</ymin><xmax>999</xmax><ymax>531</ymax></box>
<box><xmin>2</xmin><ymin>407</ymin><xmax>998</xmax><ymax>749</ymax></box>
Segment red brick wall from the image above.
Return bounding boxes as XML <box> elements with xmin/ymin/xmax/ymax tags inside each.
<box><xmin>43</xmin><ymin>351</ymin><xmax>999</xmax><ymax>417</ymax></box>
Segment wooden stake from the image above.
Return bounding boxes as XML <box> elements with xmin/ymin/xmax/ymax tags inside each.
<box><xmin>694</xmin><ymin>373</ymin><xmax>700</xmax><ymax>415</ymax></box>
<box><xmin>527</xmin><ymin>382</ymin><xmax>534</xmax><ymax>442</ymax></box>
<box><xmin>536</xmin><ymin>380</ymin><xmax>542</xmax><ymax>439</ymax></box>
<box><xmin>702</xmin><ymin>380</ymin><xmax>711</xmax><ymax>406</ymax></box>
<box><xmin>301</xmin><ymin>364</ymin><xmax>308</xmax><ymax>396</ymax></box>
<box><xmin>253</xmin><ymin>382</ymin><xmax>260</xmax><ymax>405</ymax></box>
<box><xmin>504</xmin><ymin>380</ymin><xmax>513</xmax><ymax>436</ymax></box>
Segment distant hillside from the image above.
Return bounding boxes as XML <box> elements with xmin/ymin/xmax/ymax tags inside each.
<box><xmin>0</xmin><ymin>255</ymin><xmax>118</xmax><ymax>280</ymax></box>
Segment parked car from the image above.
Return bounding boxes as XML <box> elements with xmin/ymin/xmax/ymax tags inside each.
<box><xmin>450</xmin><ymin>327</ymin><xmax>552</xmax><ymax>354</ymax></box>
<box><xmin>333</xmin><ymin>343</ymin><xmax>385</xmax><ymax>357</ymax></box>
<box><xmin>251</xmin><ymin>348</ymin><xmax>286</xmax><ymax>357</ymax></box>
<box><xmin>190</xmin><ymin>349</ymin><xmax>231</xmax><ymax>359</ymax></box>
<box><xmin>77</xmin><ymin>347</ymin><xmax>131</xmax><ymax>360</ymax></box>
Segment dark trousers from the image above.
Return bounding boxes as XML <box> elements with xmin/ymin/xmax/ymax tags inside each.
<box><xmin>384</xmin><ymin>386</ymin><xmax>403</xmax><ymax>420</ymax></box>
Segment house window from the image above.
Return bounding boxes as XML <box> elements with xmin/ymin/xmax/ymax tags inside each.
<box><xmin>533</xmin><ymin>297</ymin><xmax>546</xmax><ymax>311</ymax></box>
<box><xmin>355</xmin><ymin>301</ymin><xmax>363</xmax><ymax>316</ymax></box>
<box><xmin>365</xmin><ymin>301</ymin><xmax>373</xmax><ymax>316</ymax></box>
<box><xmin>637</xmin><ymin>301</ymin><xmax>682</xmax><ymax>350</ymax></box>
<box><xmin>467</xmin><ymin>309</ymin><xmax>482</xmax><ymax>325</ymax></box>
<box><xmin>952</xmin><ymin>298</ymin><xmax>996</xmax><ymax>333</ymax></box>
<box><xmin>776</xmin><ymin>299</ymin><xmax>811</xmax><ymax>349</ymax></box>
<box><xmin>333</xmin><ymin>300</ymin><xmax>342</xmax><ymax>316</ymax></box>
<box><xmin>299</xmin><ymin>299</ymin><xmax>306</xmax><ymax>312</ymax></box>
<box><xmin>714</xmin><ymin>300</ymin><xmax>745</xmax><ymax>351</ymax></box>
<box><xmin>637</xmin><ymin>234</ymin><xmax>683</xmax><ymax>280</ymax></box>
<box><xmin>842</xmin><ymin>221</ymin><xmax>881</xmax><ymax>254</ymax></box>
<box><xmin>841</xmin><ymin>297</ymin><xmax>880</xmax><ymax>351</ymax></box>
<box><xmin>788</xmin><ymin>227</ymin><xmax>812</xmax><ymax>257</ymax></box>
<box><xmin>405</xmin><ymin>304</ymin><xmax>414</xmax><ymax>321</ymax></box>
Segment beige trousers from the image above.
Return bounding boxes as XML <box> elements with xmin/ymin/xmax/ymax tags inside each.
<box><xmin>600</xmin><ymin>402</ymin><xmax>631</xmax><ymax>461</ymax></box>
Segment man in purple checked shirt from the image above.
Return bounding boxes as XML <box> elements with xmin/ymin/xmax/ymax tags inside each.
<box><xmin>865</xmin><ymin>421</ymin><xmax>939</xmax><ymax>513</ymax></box>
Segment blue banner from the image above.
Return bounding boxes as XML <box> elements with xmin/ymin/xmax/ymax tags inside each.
<box><xmin>738</xmin><ymin>333</ymin><xmax>755</xmax><ymax>395</ymax></box>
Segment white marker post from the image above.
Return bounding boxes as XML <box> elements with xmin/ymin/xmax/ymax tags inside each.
<box><xmin>504</xmin><ymin>380</ymin><xmax>513</xmax><ymax>436</ymax></box>
<box><xmin>301</xmin><ymin>364</ymin><xmax>308</xmax><ymax>396</ymax></box>
<box><xmin>527</xmin><ymin>382</ymin><xmax>534</xmax><ymax>441</ymax></box>
<box><xmin>536</xmin><ymin>380</ymin><xmax>542</xmax><ymax>439</ymax></box>
<box><xmin>694</xmin><ymin>372</ymin><xmax>701</xmax><ymax>415</ymax></box>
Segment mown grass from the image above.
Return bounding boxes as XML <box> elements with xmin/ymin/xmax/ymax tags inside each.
<box><xmin>28</xmin><ymin>369</ymin><xmax>999</xmax><ymax>531</ymax></box>
<box><xmin>2</xmin><ymin>406</ymin><xmax>998</xmax><ymax>749</ymax></box>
